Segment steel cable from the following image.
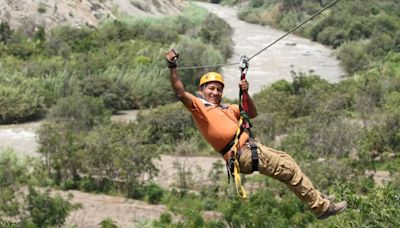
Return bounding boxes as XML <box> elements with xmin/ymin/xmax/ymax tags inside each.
<box><xmin>177</xmin><ymin>0</ymin><xmax>341</xmax><ymax>70</ymax></box>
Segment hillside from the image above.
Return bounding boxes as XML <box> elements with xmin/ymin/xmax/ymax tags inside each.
<box><xmin>1</xmin><ymin>0</ymin><xmax>399</xmax><ymax>227</ymax></box>
<box><xmin>0</xmin><ymin>0</ymin><xmax>185</xmax><ymax>31</ymax></box>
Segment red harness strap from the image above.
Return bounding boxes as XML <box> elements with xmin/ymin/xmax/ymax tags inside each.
<box><xmin>239</xmin><ymin>56</ymin><xmax>259</xmax><ymax>172</ymax></box>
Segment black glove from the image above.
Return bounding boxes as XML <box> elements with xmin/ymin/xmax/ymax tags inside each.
<box><xmin>165</xmin><ymin>49</ymin><xmax>179</xmax><ymax>68</ymax></box>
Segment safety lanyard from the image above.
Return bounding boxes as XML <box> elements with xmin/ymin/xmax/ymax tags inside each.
<box><xmin>238</xmin><ymin>56</ymin><xmax>252</xmax><ymax>135</ymax></box>
<box><xmin>228</xmin><ymin>55</ymin><xmax>251</xmax><ymax>199</ymax></box>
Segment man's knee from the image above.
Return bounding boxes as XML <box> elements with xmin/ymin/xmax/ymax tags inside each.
<box><xmin>277</xmin><ymin>160</ymin><xmax>302</xmax><ymax>184</ymax></box>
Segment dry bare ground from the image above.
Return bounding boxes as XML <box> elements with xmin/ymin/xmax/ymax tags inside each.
<box><xmin>59</xmin><ymin>155</ymin><xmax>223</xmax><ymax>227</ymax></box>
<box><xmin>0</xmin><ymin>0</ymin><xmax>184</xmax><ymax>31</ymax></box>
<box><xmin>61</xmin><ymin>190</ymin><xmax>169</xmax><ymax>227</ymax></box>
<box><xmin>0</xmin><ymin>110</ymin><xmax>224</xmax><ymax>227</ymax></box>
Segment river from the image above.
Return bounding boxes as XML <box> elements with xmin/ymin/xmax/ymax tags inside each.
<box><xmin>194</xmin><ymin>2</ymin><xmax>345</xmax><ymax>99</ymax></box>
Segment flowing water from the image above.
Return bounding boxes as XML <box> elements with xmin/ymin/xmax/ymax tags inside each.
<box><xmin>194</xmin><ymin>2</ymin><xmax>345</xmax><ymax>99</ymax></box>
<box><xmin>0</xmin><ymin>110</ymin><xmax>140</xmax><ymax>157</ymax></box>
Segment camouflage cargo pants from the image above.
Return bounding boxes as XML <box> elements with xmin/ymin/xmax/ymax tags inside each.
<box><xmin>238</xmin><ymin>142</ymin><xmax>330</xmax><ymax>216</ymax></box>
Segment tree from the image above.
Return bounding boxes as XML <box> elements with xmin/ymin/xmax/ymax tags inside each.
<box><xmin>0</xmin><ymin>21</ymin><xmax>12</xmax><ymax>43</ymax></box>
<box><xmin>25</xmin><ymin>186</ymin><xmax>79</xmax><ymax>227</ymax></box>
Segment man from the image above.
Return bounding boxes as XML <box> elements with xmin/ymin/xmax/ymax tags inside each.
<box><xmin>165</xmin><ymin>49</ymin><xmax>347</xmax><ymax>220</ymax></box>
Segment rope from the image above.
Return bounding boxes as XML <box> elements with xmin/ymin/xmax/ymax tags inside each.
<box><xmin>227</xmin><ymin>62</ymin><xmax>251</xmax><ymax>199</ymax></box>
<box><xmin>177</xmin><ymin>0</ymin><xmax>341</xmax><ymax>69</ymax></box>
<box><xmin>230</xmin><ymin>116</ymin><xmax>247</xmax><ymax>198</ymax></box>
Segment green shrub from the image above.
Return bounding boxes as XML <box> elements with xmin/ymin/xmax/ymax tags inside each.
<box><xmin>338</xmin><ymin>41</ymin><xmax>369</xmax><ymax>74</ymax></box>
<box><xmin>135</xmin><ymin>103</ymin><xmax>201</xmax><ymax>151</ymax></box>
<box><xmin>78</xmin><ymin>177</ymin><xmax>98</xmax><ymax>192</ymax></box>
<box><xmin>127</xmin><ymin>181</ymin><xmax>146</xmax><ymax>200</ymax></box>
<box><xmin>0</xmin><ymin>150</ymin><xmax>27</xmax><ymax>187</ymax></box>
<box><xmin>79</xmin><ymin>75</ymin><xmax>135</xmax><ymax>112</ymax></box>
<box><xmin>0</xmin><ymin>220</ymin><xmax>18</xmax><ymax>227</ymax></box>
<box><xmin>47</xmin><ymin>94</ymin><xmax>111</xmax><ymax>131</ymax></box>
<box><xmin>35</xmin><ymin>70</ymin><xmax>73</xmax><ymax>107</ymax></box>
<box><xmin>278</xmin><ymin>10</ymin><xmax>306</xmax><ymax>31</ymax></box>
<box><xmin>137</xmin><ymin>104</ymin><xmax>183</xmax><ymax>139</ymax></box>
<box><xmin>323</xmin><ymin>183</ymin><xmax>400</xmax><ymax>227</ymax></box>
<box><xmin>83</xmin><ymin>122</ymin><xmax>160</xmax><ymax>194</ymax></box>
<box><xmin>37</xmin><ymin>3</ymin><xmax>47</xmax><ymax>14</ymax></box>
<box><xmin>367</xmin><ymin>33</ymin><xmax>396</xmax><ymax>58</ymax></box>
<box><xmin>100</xmin><ymin>218</ymin><xmax>119</xmax><ymax>228</ymax></box>
<box><xmin>26</xmin><ymin>186</ymin><xmax>79</xmax><ymax>227</ymax></box>
<box><xmin>316</xmin><ymin>26</ymin><xmax>345</xmax><ymax>47</ymax></box>
<box><xmin>61</xmin><ymin>179</ymin><xmax>77</xmax><ymax>190</ymax></box>
<box><xmin>0</xmin><ymin>82</ymin><xmax>45</xmax><ymax>124</ymax></box>
<box><xmin>197</xmin><ymin>13</ymin><xmax>233</xmax><ymax>58</ymax></box>
<box><xmin>384</xmin><ymin>91</ymin><xmax>400</xmax><ymax>112</ymax></box>
<box><xmin>0</xmin><ymin>21</ymin><xmax>13</xmax><ymax>43</ymax></box>
<box><xmin>203</xmin><ymin>198</ymin><xmax>218</xmax><ymax>210</ymax></box>
<box><xmin>222</xmin><ymin>190</ymin><xmax>314</xmax><ymax>227</ymax></box>
<box><xmin>155</xmin><ymin>212</ymin><xmax>172</xmax><ymax>226</ymax></box>
<box><xmin>37</xmin><ymin>121</ymin><xmax>86</xmax><ymax>184</ymax></box>
<box><xmin>49</xmin><ymin>26</ymin><xmax>95</xmax><ymax>53</ymax></box>
<box><xmin>146</xmin><ymin>182</ymin><xmax>164</xmax><ymax>204</ymax></box>
<box><xmin>123</xmin><ymin>65</ymin><xmax>175</xmax><ymax>108</ymax></box>
<box><xmin>0</xmin><ymin>187</ymin><xmax>20</xmax><ymax>217</ymax></box>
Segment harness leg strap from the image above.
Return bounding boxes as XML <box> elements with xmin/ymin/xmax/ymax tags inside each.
<box><xmin>248</xmin><ymin>139</ymin><xmax>259</xmax><ymax>172</ymax></box>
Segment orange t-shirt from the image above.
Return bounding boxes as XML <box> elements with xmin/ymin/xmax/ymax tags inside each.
<box><xmin>185</xmin><ymin>93</ymin><xmax>249</xmax><ymax>152</ymax></box>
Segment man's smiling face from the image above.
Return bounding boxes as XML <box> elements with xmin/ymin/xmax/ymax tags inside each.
<box><xmin>201</xmin><ymin>82</ymin><xmax>224</xmax><ymax>105</ymax></box>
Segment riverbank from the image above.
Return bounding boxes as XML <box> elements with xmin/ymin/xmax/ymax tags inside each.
<box><xmin>194</xmin><ymin>2</ymin><xmax>345</xmax><ymax>99</ymax></box>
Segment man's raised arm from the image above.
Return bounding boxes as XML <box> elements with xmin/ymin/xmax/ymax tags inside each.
<box><xmin>165</xmin><ymin>49</ymin><xmax>192</xmax><ymax>107</ymax></box>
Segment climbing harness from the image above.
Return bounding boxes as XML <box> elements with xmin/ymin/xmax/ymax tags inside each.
<box><xmin>239</xmin><ymin>56</ymin><xmax>259</xmax><ymax>173</ymax></box>
<box><xmin>223</xmin><ymin>55</ymin><xmax>260</xmax><ymax>199</ymax></box>
<box><xmin>177</xmin><ymin>0</ymin><xmax>341</xmax><ymax>70</ymax></box>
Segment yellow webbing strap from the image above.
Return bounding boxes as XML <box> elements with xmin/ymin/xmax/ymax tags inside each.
<box><xmin>231</xmin><ymin>116</ymin><xmax>247</xmax><ymax>198</ymax></box>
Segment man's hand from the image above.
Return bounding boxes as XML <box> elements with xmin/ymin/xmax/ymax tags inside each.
<box><xmin>239</xmin><ymin>79</ymin><xmax>249</xmax><ymax>93</ymax></box>
<box><xmin>165</xmin><ymin>49</ymin><xmax>179</xmax><ymax>68</ymax></box>
<box><xmin>239</xmin><ymin>79</ymin><xmax>257</xmax><ymax>118</ymax></box>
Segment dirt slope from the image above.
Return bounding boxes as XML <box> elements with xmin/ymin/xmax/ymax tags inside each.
<box><xmin>0</xmin><ymin>0</ymin><xmax>184</xmax><ymax>31</ymax></box>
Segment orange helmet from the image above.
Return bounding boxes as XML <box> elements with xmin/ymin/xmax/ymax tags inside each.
<box><xmin>199</xmin><ymin>72</ymin><xmax>224</xmax><ymax>87</ymax></box>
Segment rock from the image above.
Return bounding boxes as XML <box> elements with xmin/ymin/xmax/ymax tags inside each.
<box><xmin>364</xmin><ymin>170</ymin><xmax>392</xmax><ymax>187</ymax></box>
<box><xmin>285</xmin><ymin>42</ymin><xmax>296</xmax><ymax>46</ymax></box>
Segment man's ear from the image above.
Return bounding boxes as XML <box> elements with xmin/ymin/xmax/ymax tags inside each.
<box><xmin>198</xmin><ymin>84</ymin><xmax>206</xmax><ymax>91</ymax></box>
<box><xmin>196</xmin><ymin>91</ymin><xmax>204</xmax><ymax>99</ymax></box>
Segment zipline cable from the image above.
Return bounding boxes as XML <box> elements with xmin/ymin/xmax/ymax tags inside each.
<box><xmin>177</xmin><ymin>62</ymin><xmax>237</xmax><ymax>70</ymax></box>
<box><xmin>248</xmin><ymin>0</ymin><xmax>340</xmax><ymax>61</ymax></box>
<box><xmin>177</xmin><ymin>0</ymin><xmax>340</xmax><ymax>70</ymax></box>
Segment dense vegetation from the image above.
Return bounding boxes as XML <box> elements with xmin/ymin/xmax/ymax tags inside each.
<box><xmin>235</xmin><ymin>0</ymin><xmax>400</xmax><ymax>74</ymax></box>
<box><xmin>1</xmin><ymin>0</ymin><xmax>400</xmax><ymax>227</ymax></box>
<box><xmin>0</xmin><ymin>4</ymin><xmax>232</xmax><ymax>124</ymax></box>
<box><xmin>0</xmin><ymin>3</ymin><xmax>232</xmax><ymax>227</ymax></box>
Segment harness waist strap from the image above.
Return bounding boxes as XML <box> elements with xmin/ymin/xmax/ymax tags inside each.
<box><xmin>219</xmin><ymin>127</ymin><xmax>244</xmax><ymax>156</ymax></box>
